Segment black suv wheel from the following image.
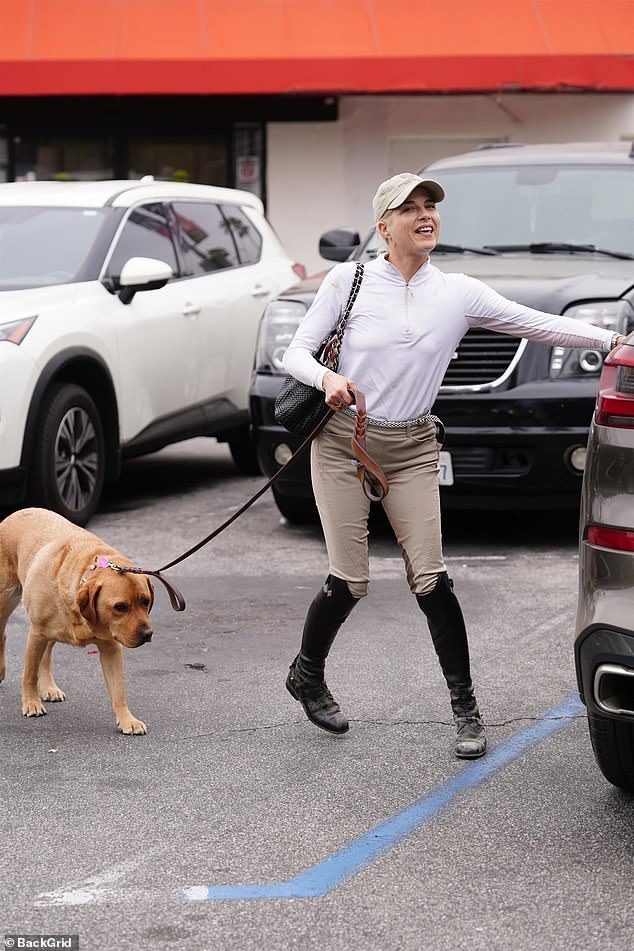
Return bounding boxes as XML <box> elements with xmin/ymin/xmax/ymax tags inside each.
<box><xmin>228</xmin><ymin>428</ymin><xmax>261</xmax><ymax>475</ymax></box>
<box><xmin>29</xmin><ymin>383</ymin><xmax>106</xmax><ymax>526</ymax></box>
<box><xmin>272</xmin><ymin>487</ymin><xmax>319</xmax><ymax>524</ymax></box>
<box><xmin>588</xmin><ymin>710</ymin><xmax>634</xmax><ymax>793</ymax></box>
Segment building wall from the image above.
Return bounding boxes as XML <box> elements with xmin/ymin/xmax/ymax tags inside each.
<box><xmin>268</xmin><ymin>93</ymin><xmax>634</xmax><ymax>276</ymax></box>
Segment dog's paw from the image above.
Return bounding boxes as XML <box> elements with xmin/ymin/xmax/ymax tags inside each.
<box><xmin>22</xmin><ymin>700</ymin><xmax>47</xmax><ymax>717</ymax></box>
<box><xmin>40</xmin><ymin>687</ymin><xmax>66</xmax><ymax>702</ymax></box>
<box><xmin>117</xmin><ymin>716</ymin><xmax>147</xmax><ymax>736</ymax></box>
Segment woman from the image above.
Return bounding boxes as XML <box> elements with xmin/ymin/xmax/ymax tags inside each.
<box><xmin>282</xmin><ymin>171</ymin><xmax>626</xmax><ymax>759</ymax></box>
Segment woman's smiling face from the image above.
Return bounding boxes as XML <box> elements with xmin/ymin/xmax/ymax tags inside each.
<box><xmin>377</xmin><ymin>185</ymin><xmax>441</xmax><ymax>262</ymax></box>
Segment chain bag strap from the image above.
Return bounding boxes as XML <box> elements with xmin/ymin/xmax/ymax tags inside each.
<box><xmin>317</xmin><ymin>262</ymin><xmax>364</xmax><ymax>368</ymax></box>
<box><xmin>274</xmin><ymin>262</ymin><xmax>364</xmax><ymax>439</ymax></box>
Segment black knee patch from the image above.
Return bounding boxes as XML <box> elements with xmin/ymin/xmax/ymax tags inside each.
<box><xmin>324</xmin><ymin>575</ymin><xmax>358</xmax><ymax>601</ymax></box>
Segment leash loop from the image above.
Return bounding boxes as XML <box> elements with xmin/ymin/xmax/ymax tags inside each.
<box><xmin>348</xmin><ymin>386</ymin><xmax>390</xmax><ymax>502</ymax></box>
<box><xmin>116</xmin><ymin>565</ymin><xmax>187</xmax><ymax>613</ymax></box>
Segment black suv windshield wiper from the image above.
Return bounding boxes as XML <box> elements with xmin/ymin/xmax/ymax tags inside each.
<box><xmin>434</xmin><ymin>242</ymin><xmax>498</xmax><ymax>256</ymax></box>
<box><xmin>484</xmin><ymin>242</ymin><xmax>634</xmax><ymax>260</ymax></box>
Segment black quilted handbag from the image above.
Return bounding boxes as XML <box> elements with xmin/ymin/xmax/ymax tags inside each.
<box><xmin>274</xmin><ymin>263</ymin><xmax>364</xmax><ymax>439</ymax></box>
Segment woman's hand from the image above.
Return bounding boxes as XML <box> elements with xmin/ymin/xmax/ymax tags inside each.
<box><xmin>323</xmin><ymin>371</ymin><xmax>356</xmax><ymax>411</ymax></box>
<box><xmin>611</xmin><ymin>335</ymin><xmax>627</xmax><ymax>350</ymax></box>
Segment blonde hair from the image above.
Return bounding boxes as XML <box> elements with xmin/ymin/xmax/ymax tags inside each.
<box><xmin>376</xmin><ymin>209</ymin><xmax>395</xmax><ymax>248</ymax></box>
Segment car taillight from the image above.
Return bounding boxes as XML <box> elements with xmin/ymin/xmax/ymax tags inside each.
<box><xmin>587</xmin><ymin>525</ymin><xmax>634</xmax><ymax>552</ymax></box>
<box><xmin>595</xmin><ymin>343</ymin><xmax>634</xmax><ymax>428</ymax></box>
<box><xmin>292</xmin><ymin>263</ymin><xmax>307</xmax><ymax>281</ymax></box>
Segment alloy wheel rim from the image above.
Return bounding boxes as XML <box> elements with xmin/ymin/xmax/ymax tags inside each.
<box><xmin>54</xmin><ymin>407</ymin><xmax>100</xmax><ymax>512</ymax></box>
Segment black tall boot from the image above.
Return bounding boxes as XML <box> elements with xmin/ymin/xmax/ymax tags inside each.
<box><xmin>286</xmin><ymin>575</ymin><xmax>358</xmax><ymax>734</ymax></box>
<box><xmin>416</xmin><ymin>572</ymin><xmax>486</xmax><ymax>759</ymax></box>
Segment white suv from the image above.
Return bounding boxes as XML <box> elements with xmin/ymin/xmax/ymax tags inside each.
<box><xmin>0</xmin><ymin>179</ymin><xmax>300</xmax><ymax>524</ymax></box>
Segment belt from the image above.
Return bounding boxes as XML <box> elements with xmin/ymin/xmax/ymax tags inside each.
<box><xmin>341</xmin><ymin>407</ymin><xmax>437</xmax><ymax>430</ymax></box>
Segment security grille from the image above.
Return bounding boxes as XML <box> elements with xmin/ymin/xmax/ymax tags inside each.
<box><xmin>448</xmin><ymin>447</ymin><xmax>532</xmax><ymax>475</ymax></box>
<box><xmin>441</xmin><ymin>328</ymin><xmax>522</xmax><ymax>387</ymax></box>
<box><xmin>450</xmin><ymin>448</ymin><xmax>493</xmax><ymax>473</ymax></box>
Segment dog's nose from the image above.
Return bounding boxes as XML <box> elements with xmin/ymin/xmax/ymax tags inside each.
<box><xmin>138</xmin><ymin>626</ymin><xmax>153</xmax><ymax>644</ymax></box>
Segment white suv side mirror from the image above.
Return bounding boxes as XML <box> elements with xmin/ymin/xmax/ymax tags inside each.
<box><xmin>118</xmin><ymin>257</ymin><xmax>173</xmax><ymax>304</ymax></box>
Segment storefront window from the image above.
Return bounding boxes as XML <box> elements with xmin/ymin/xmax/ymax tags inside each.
<box><xmin>128</xmin><ymin>139</ymin><xmax>226</xmax><ymax>185</ymax></box>
<box><xmin>6</xmin><ymin>128</ymin><xmax>263</xmax><ymax>193</ymax></box>
<box><xmin>13</xmin><ymin>137</ymin><xmax>114</xmax><ymax>181</ymax></box>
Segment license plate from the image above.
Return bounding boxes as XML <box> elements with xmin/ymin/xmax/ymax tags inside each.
<box><xmin>438</xmin><ymin>451</ymin><xmax>454</xmax><ymax>486</ymax></box>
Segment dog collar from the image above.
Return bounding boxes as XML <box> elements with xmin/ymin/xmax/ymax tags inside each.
<box><xmin>79</xmin><ymin>554</ymin><xmax>186</xmax><ymax>612</ymax></box>
<box><xmin>79</xmin><ymin>555</ymin><xmax>118</xmax><ymax>586</ymax></box>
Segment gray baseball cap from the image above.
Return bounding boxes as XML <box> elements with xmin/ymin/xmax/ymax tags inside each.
<box><xmin>372</xmin><ymin>172</ymin><xmax>445</xmax><ymax>223</ymax></box>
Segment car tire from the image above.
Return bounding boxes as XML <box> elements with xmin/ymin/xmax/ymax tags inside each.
<box><xmin>28</xmin><ymin>383</ymin><xmax>106</xmax><ymax>526</ymax></box>
<box><xmin>587</xmin><ymin>710</ymin><xmax>634</xmax><ymax>792</ymax></box>
<box><xmin>272</xmin><ymin>487</ymin><xmax>319</xmax><ymax>525</ymax></box>
<box><xmin>228</xmin><ymin>428</ymin><xmax>261</xmax><ymax>475</ymax></box>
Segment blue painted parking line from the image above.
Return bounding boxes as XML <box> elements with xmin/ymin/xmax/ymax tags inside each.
<box><xmin>182</xmin><ymin>693</ymin><xmax>583</xmax><ymax>902</ymax></box>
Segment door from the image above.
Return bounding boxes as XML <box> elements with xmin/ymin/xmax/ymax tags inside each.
<box><xmin>104</xmin><ymin>202</ymin><xmax>204</xmax><ymax>441</ymax></box>
<box><xmin>171</xmin><ymin>200</ymin><xmax>268</xmax><ymax>413</ymax></box>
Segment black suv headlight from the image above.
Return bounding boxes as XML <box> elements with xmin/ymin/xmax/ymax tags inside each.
<box><xmin>550</xmin><ymin>300</ymin><xmax>633</xmax><ymax>379</ymax></box>
<box><xmin>255</xmin><ymin>300</ymin><xmax>307</xmax><ymax>375</ymax></box>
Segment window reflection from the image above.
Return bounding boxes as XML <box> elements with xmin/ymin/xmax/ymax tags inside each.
<box><xmin>107</xmin><ymin>204</ymin><xmax>178</xmax><ymax>280</ymax></box>
<box><xmin>172</xmin><ymin>202</ymin><xmax>238</xmax><ymax>274</ymax></box>
<box><xmin>220</xmin><ymin>205</ymin><xmax>262</xmax><ymax>265</ymax></box>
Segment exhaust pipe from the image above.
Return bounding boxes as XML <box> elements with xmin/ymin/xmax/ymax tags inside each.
<box><xmin>593</xmin><ymin>663</ymin><xmax>634</xmax><ymax>717</ymax></box>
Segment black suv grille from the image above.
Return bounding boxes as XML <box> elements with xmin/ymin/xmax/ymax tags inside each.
<box><xmin>441</xmin><ymin>328</ymin><xmax>522</xmax><ymax>387</ymax></box>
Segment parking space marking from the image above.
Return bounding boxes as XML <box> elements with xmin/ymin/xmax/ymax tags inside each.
<box><xmin>182</xmin><ymin>693</ymin><xmax>583</xmax><ymax>902</ymax></box>
<box><xmin>35</xmin><ymin>846</ymin><xmax>169</xmax><ymax>907</ymax></box>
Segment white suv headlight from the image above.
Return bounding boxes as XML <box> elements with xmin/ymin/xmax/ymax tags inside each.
<box><xmin>255</xmin><ymin>300</ymin><xmax>306</xmax><ymax>374</ymax></box>
<box><xmin>0</xmin><ymin>316</ymin><xmax>37</xmax><ymax>344</ymax></box>
<box><xmin>550</xmin><ymin>300</ymin><xmax>633</xmax><ymax>378</ymax></box>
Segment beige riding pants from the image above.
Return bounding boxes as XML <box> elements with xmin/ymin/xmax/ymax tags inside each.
<box><xmin>311</xmin><ymin>412</ymin><xmax>446</xmax><ymax>598</ymax></box>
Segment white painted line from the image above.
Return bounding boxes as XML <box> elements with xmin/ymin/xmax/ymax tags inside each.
<box><xmin>34</xmin><ymin>847</ymin><xmax>166</xmax><ymax>907</ymax></box>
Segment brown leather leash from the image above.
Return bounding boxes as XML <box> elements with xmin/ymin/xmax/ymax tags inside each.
<box><xmin>349</xmin><ymin>386</ymin><xmax>390</xmax><ymax>502</ymax></box>
<box><xmin>119</xmin><ymin>387</ymin><xmax>388</xmax><ymax>612</ymax></box>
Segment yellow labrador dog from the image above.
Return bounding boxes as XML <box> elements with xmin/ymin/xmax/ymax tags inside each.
<box><xmin>0</xmin><ymin>508</ymin><xmax>154</xmax><ymax>734</ymax></box>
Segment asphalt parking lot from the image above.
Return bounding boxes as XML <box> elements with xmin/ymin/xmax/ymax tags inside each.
<box><xmin>2</xmin><ymin>439</ymin><xmax>633</xmax><ymax>951</ymax></box>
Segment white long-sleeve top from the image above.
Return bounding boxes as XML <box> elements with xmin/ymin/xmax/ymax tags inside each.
<box><xmin>282</xmin><ymin>255</ymin><xmax>616</xmax><ymax>422</ymax></box>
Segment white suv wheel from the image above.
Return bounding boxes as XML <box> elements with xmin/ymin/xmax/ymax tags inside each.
<box><xmin>29</xmin><ymin>384</ymin><xmax>105</xmax><ymax>526</ymax></box>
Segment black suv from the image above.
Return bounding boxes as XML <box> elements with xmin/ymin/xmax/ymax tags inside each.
<box><xmin>250</xmin><ymin>143</ymin><xmax>634</xmax><ymax>523</ymax></box>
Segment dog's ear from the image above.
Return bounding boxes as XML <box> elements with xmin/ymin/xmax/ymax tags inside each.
<box><xmin>76</xmin><ymin>577</ymin><xmax>102</xmax><ymax>625</ymax></box>
<box><xmin>146</xmin><ymin>578</ymin><xmax>155</xmax><ymax>613</ymax></box>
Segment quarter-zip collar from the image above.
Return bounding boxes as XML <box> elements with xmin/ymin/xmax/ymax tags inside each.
<box><xmin>374</xmin><ymin>252</ymin><xmax>433</xmax><ymax>286</ymax></box>
<box><xmin>372</xmin><ymin>253</ymin><xmax>434</xmax><ymax>335</ymax></box>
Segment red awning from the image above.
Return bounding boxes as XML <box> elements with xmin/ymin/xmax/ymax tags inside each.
<box><xmin>1</xmin><ymin>0</ymin><xmax>633</xmax><ymax>96</ymax></box>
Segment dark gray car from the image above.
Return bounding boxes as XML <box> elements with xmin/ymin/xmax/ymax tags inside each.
<box><xmin>575</xmin><ymin>332</ymin><xmax>634</xmax><ymax>792</ymax></box>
